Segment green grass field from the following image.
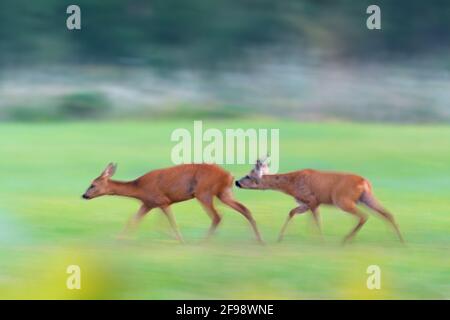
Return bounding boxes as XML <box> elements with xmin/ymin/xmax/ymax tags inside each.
<box><xmin>0</xmin><ymin>120</ymin><xmax>449</xmax><ymax>299</ymax></box>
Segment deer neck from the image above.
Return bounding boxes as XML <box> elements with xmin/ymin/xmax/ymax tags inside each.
<box><xmin>259</xmin><ymin>174</ymin><xmax>291</xmax><ymax>192</ymax></box>
<box><xmin>108</xmin><ymin>180</ymin><xmax>141</xmax><ymax>199</ymax></box>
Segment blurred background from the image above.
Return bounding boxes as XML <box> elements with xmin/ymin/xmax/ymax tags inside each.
<box><xmin>1</xmin><ymin>0</ymin><xmax>449</xmax><ymax>122</ymax></box>
<box><xmin>0</xmin><ymin>0</ymin><xmax>449</xmax><ymax>299</ymax></box>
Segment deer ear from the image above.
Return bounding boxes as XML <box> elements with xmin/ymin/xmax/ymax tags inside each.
<box><xmin>256</xmin><ymin>156</ymin><xmax>270</xmax><ymax>175</ymax></box>
<box><xmin>260</xmin><ymin>154</ymin><xmax>270</xmax><ymax>164</ymax></box>
<box><xmin>101</xmin><ymin>163</ymin><xmax>117</xmax><ymax>178</ymax></box>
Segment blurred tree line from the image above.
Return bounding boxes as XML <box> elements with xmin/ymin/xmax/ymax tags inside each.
<box><xmin>0</xmin><ymin>0</ymin><xmax>449</xmax><ymax>69</ymax></box>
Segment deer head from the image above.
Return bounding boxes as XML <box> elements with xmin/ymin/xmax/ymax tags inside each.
<box><xmin>82</xmin><ymin>163</ymin><xmax>117</xmax><ymax>200</ymax></box>
<box><xmin>235</xmin><ymin>157</ymin><xmax>270</xmax><ymax>189</ymax></box>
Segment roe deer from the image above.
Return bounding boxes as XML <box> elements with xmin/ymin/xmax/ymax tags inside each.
<box><xmin>82</xmin><ymin>163</ymin><xmax>263</xmax><ymax>243</ymax></box>
<box><xmin>235</xmin><ymin>159</ymin><xmax>404</xmax><ymax>244</ymax></box>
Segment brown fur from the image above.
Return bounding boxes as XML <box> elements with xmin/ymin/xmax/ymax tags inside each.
<box><xmin>83</xmin><ymin>163</ymin><xmax>263</xmax><ymax>243</ymax></box>
<box><xmin>237</xmin><ymin>164</ymin><xmax>404</xmax><ymax>244</ymax></box>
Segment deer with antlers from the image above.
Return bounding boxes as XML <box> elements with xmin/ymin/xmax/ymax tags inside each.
<box><xmin>82</xmin><ymin>163</ymin><xmax>263</xmax><ymax>243</ymax></box>
<box><xmin>235</xmin><ymin>158</ymin><xmax>404</xmax><ymax>244</ymax></box>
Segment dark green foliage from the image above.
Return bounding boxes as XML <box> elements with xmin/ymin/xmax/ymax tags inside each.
<box><xmin>5</xmin><ymin>105</ymin><xmax>59</xmax><ymax>122</ymax></box>
<box><xmin>0</xmin><ymin>0</ymin><xmax>448</xmax><ymax>68</ymax></box>
<box><xmin>3</xmin><ymin>92</ymin><xmax>111</xmax><ymax>121</ymax></box>
<box><xmin>57</xmin><ymin>92</ymin><xmax>110</xmax><ymax>119</ymax></box>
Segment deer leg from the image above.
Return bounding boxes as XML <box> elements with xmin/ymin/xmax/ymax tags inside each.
<box><xmin>310</xmin><ymin>207</ymin><xmax>322</xmax><ymax>235</ymax></box>
<box><xmin>160</xmin><ymin>205</ymin><xmax>184</xmax><ymax>243</ymax></box>
<box><xmin>278</xmin><ymin>204</ymin><xmax>309</xmax><ymax>242</ymax></box>
<box><xmin>310</xmin><ymin>206</ymin><xmax>325</xmax><ymax>243</ymax></box>
<box><xmin>360</xmin><ymin>191</ymin><xmax>405</xmax><ymax>243</ymax></box>
<box><xmin>118</xmin><ymin>204</ymin><xmax>151</xmax><ymax>239</ymax></box>
<box><xmin>375</xmin><ymin>209</ymin><xmax>405</xmax><ymax>243</ymax></box>
<box><xmin>218</xmin><ymin>190</ymin><xmax>264</xmax><ymax>244</ymax></box>
<box><xmin>197</xmin><ymin>196</ymin><xmax>222</xmax><ymax>239</ymax></box>
<box><xmin>338</xmin><ymin>202</ymin><xmax>368</xmax><ymax>244</ymax></box>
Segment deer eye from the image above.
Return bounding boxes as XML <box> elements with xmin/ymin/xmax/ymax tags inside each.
<box><xmin>89</xmin><ymin>185</ymin><xmax>95</xmax><ymax>189</ymax></box>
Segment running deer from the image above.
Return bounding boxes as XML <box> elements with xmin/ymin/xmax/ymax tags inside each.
<box><xmin>235</xmin><ymin>159</ymin><xmax>404</xmax><ymax>244</ymax></box>
<box><xmin>82</xmin><ymin>163</ymin><xmax>263</xmax><ymax>243</ymax></box>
